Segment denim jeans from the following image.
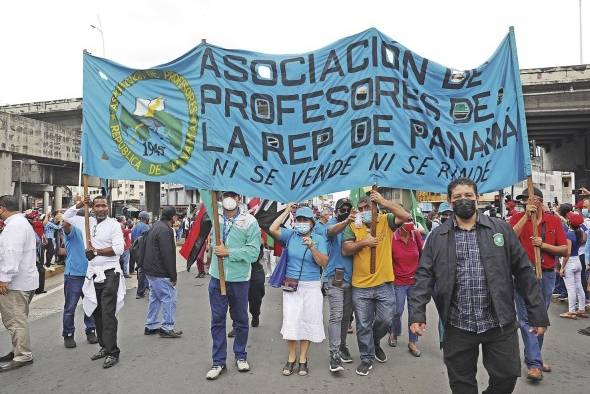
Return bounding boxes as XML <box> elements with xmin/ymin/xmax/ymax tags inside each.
<box><xmin>120</xmin><ymin>249</ymin><xmax>130</xmax><ymax>275</ymax></box>
<box><xmin>145</xmin><ymin>275</ymin><xmax>177</xmax><ymax>331</ymax></box>
<box><xmin>136</xmin><ymin>267</ymin><xmax>150</xmax><ymax>296</ymax></box>
<box><xmin>352</xmin><ymin>282</ymin><xmax>396</xmax><ymax>362</ymax></box>
<box><xmin>209</xmin><ymin>277</ymin><xmax>250</xmax><ymax>366</ymax></box>
<box><xmin>324</xmin><ymin>281</ymin><xmax>353</xmax><ymax>353</ymax></box>
<box><xmin>62</xmin><ymin>275</ymin><xmax>95</xmax><ymax>337</ymax></box>
<box><xmin>514</xmin><ymin>270</ymin><xmax>554</xmax><ymax>369</ymax></box>
<box><xmin>564</xmin><ymin>257</ymin><xmax>585</xmax><ymax>313</ymax></box>
<box><xmin>391</xmin><ymin>284</ymin><xmax>418</xmax><ymax>343</ymax></box>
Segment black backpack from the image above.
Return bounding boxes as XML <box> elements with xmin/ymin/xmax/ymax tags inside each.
<box><xmin>130</xmin><ymin>229</ymin><xmax>150</xmax><ymax>269</ymax></box>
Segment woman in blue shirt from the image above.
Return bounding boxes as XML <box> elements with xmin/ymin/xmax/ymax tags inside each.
<box><xmin>269</xmin><ymin>205</ymin><xmax>328</xmax><ymax>377</ymax></box>
<box><xmin>560</xmin><ymin>212</ymin><xmax>588</xmax><ymax>319</ymax></box>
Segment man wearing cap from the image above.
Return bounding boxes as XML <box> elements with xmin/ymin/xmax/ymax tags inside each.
<box><xmin>320</xmin><ymin>198</ymin><xmax>357</xmax><ymax>373</ymax></box>
<box><xmin>0</xmin><ymin>195</ymin><xmax>38</xmax><ymax>372</ymax></box>
<box><xmin>206</xmin><ymin>191</ymin><xmax>261</xmax><ymax>380</ymax></box>
<box><xmin>510</xmin><ymin>186</ymin><xmax>567</xmax><ymax>381</ymax></box>
<box><xmin>132</xmin><ymin>211</ymin><xmax>151</xmax><ymax>299</ymax></box>
<box><xmin>142</xmin><ymin>207</ymin><xmax>182</xmax><ymax>338</ymax></box>
<box><xmin>342</xmin><ymin>190</ymin><xmax>410</xmax><ymax>376</ymax></box>
<box><xmin>60</xmin><ymin>211</ymin><xmax>98</xmax><ymax>348</ymax></box>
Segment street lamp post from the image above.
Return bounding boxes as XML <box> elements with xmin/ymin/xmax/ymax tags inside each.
<box><xmin>90</xmin><ymin>15</ymin><xmax>105</xmax><ymax>57</ymax></box>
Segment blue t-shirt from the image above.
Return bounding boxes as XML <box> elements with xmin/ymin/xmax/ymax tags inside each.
<box><xmin>567</xmin><ymin>230</ymin><xmax>582</xmax><ymax>257</ymax></box>
<box><xmin>64</xmin><ymin>226</ymin><xmax>89</xmax><ymax>276</ymax></box>
<box><xmin>320</xmin><ymin>218</ymin><xmax>353</xmax><ymax>283</ymax></box>
<box><xmin>280</xmin><ymin>227</ymin><xmax>327</xmax><ymax>282</ymax></box>
<box><xmin>131</xmin><ymin>222</ymin><xmax>150</xmax><ymax>242</ymax></box>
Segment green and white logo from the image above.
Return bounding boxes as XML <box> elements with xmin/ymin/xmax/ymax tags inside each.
<box><xmin>493</xmin><ymin>233</ymin><xmax>504</xmax><ymax>247</ymax></box>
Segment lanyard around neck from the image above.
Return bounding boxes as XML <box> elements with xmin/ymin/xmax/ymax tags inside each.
<box><xmin>222</xmin><ymin>210</ymin><xmax>239</xmax><ymax>243</ymax></box>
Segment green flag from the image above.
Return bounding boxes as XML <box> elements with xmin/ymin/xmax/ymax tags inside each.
<box><xmin>410</xmin><ymin>190</ymin><xmax>428</xmax><ymax>232</ymax></box>
<box><xmin>349</xmin><ymin>186</ymin><xmax>369</xmax><ymax>207</ymax></box>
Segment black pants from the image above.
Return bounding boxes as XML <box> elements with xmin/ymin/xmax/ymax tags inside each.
<box><xmin>36</xmin><ymin>259</ymin><xmax>45</xmax><ymax>292</ymax></box>
<box><xmin>44</xmin><ymin>240</ymin><xmax>54</xmax><ymax>267</ymax></box>
<box><xmin>248</xmin><ymin>268</ymin><xmax>266</xmax><ymax>318</ymax></box>
<box><xmin>443</xmin><ymin>324</ymin><xmax>520</xmax><ymax>394</ymax></box>
<box><xmin>92</xmin><ymin>269</ymin><xmax>120</xmax><ymax>357</ymax></box>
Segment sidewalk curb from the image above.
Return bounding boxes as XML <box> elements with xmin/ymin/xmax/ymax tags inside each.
<box><xmin>44</xmin><ymin>265</ymin><xmax>64</xmax><ymax>279</ymax></box>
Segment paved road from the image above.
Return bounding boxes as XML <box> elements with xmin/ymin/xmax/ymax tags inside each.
<box><xmin>1</xmin><ymin>257</ymin><xmax>589</xmax><ymax>394</ymax></box>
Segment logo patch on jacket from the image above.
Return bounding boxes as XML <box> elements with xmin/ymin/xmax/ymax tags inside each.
<box><xmin>493</xmin><ymin>233</ymin><xmax>504</xmax><ymax>247</ymax></box>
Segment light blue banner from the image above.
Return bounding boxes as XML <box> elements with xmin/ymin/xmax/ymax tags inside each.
<box><xmin>83</xmin><ymin>27</ymin><xmax>531</xmax><ymax>202</ymax></box>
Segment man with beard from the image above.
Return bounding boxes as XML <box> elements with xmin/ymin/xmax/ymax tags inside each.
<box><xmin>67</xmin><ymin>195</ymin><xmax>125</xmax><ymax>369</ymax></box>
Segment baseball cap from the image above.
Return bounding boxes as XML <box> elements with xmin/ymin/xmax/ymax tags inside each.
<box><xmin>516</xmin><ymin>186</ymin><xmax>543</xmax><ymax>200</ymax></box>
<box><xmin>295</xmin><ymin>206</ymin><xmax>315</xmax><ymax>220</ymax></box>
<box><xmin>438</xmin><ymin>202</ymin><xmax>452</xmax><ymax>214</ymax></box>
<box><xmin>566</xmin><ymin>211</ymin><xmax>584</xmax><ymax>227</ymax></box>
<box><xmin>138</xmin><ymin>211</ymin><xmax>150</xmax><ymax>221</ymax></box>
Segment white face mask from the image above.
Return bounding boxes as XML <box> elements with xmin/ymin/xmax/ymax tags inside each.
<box><xmin>222</xmin><ymin>197</ymin><xmax>238</xmax><ymax>211</ymax></box>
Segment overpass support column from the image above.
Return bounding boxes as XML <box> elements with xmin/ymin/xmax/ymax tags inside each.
<box><xmin>43</xmin><ymin>191</ymin><xmax>50</xmax><ymax>213</ymax></box>
<box><xmin>145</xmin><ymin>181</ymin><xmax>160</xmax><ymax>220</ymax></box>
<box><xmin>54</xmin><ymin>186</ymin><xmax>63</xmax><ymax>211</ymax></box>
<box><xmin>0</xmin><ymin>152</ymin><xmax>12</xmax><ymax>196</ymax></box>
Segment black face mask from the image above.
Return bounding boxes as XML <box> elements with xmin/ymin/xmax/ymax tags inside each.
<box><xmin>453</xmin><ymin>199</ymin><xmax>476</xmax><ymax>219</ymax></box>
<box><xmin>337</xmin><ymin>213</ymin><xmax>348</xmax><ymax>222</ymax></box>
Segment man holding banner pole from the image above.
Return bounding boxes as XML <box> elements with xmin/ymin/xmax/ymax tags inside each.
<box><xmin>206</xmin><ymin>191</ymin><xmax>261</xmax><ymax>381</ymax></box>
<box><xmin>509</xmin><ymin>186</ymin><xmax>567</xmax><ymax>381</ymax></box>
<box><xmin>342</xmin><ymin>190</ymin><xmax>409</xmax><ymax>376</ymax></box>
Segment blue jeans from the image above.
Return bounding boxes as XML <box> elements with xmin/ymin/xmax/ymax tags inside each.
<box><xmin>391</xmin><ymin>284</ymin><xmax>419</xmax><ymax>344</ymax></box>
<box><xmin>136</xmin><ymin>267</ymin><xmax>150</xmax><ymax>296</ymax></box>
<box><xmin>145</xmin><ymin>275</ymin><xmax>177</xmax><ymax>331</ymax></box>
<box><xmin>209</xmin><ymin>277</ymin><xmax>249</xmax><ymax>366</ymax></box>
<box><xmin>120</xmin><ymin>250</ymin><xmax>130</xmax><ymax>275</ymax></box>
<box><xmin>514</xmin><ymin>270</ymin><xmax>554</xmax><ymax>369</ymax></box>
<box><xmin>352</xmin><ymin>282</ymin><xmax>396</xmax><ymax>362</ymax></box>
<box><xmin>62</xmin><ymin>275</ymin><xmax>95</xmax><ymax>337</ymax></box>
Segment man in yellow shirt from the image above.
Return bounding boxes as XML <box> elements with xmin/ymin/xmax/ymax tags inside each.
<box><xmin>342</xmin><ymin>190</ymin><xmax>410</xmax><ymax>376</ymax></box>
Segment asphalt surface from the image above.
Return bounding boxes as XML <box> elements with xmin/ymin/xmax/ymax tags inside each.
<box><xmin>1</xmin><ymin>256</ymin><xmax>589</xmax><ymax>394</ymax></box>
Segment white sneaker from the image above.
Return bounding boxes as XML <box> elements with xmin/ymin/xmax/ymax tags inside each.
<box><xmin>236</xmin><ymin>359</ymin><xmax>250</xmax><ymax>372</ymax></box>
<box><xmin>206</xmin><ymin>365</ymin><xmax>226</xmax><ymax>380</ymax></box>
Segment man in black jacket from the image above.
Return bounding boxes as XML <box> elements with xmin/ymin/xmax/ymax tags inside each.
<box><xmin>142</xmin><ymin>207</ymin><xmax>182</xmax><ymax>338</ymax></box>
<box><xmin>408</xmin><ymin>178</ymin><xmax>549</xmax><ymax>394</ymax></box>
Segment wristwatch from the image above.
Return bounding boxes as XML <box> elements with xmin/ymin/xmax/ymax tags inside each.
<box><xmin>93</xmin><ymin>249</ymin><xmax>98</xmax><ymax>256</ymax></box>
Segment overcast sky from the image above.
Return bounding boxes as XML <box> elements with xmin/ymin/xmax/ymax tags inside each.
<box><xmin>1</xmin><ymin>0</ymin><xmax>588</xmax><ymax>105</ymax></box>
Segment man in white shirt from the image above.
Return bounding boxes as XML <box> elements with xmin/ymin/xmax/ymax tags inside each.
<box><xmin>67</xmin><ymin>195</ymin><xmax>124</xmax><ymax>369</ymax></box>
<box><xmin>0</xmin><ymin>195</ymin><xmax>39</xmax><ymax>372</ymax></box>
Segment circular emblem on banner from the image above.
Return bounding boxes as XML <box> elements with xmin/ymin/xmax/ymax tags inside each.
<box><xmin>108</xmin><ymin>69</ymin><xmax>198</xmax><ymax>176</ymax></box>
<box><xmin>493</xmin><ymin>233</ymin><xmax>504</xmax><ymax>247</ymax></box>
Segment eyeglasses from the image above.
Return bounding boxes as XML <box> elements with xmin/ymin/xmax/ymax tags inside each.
<box><xmin>338</xmin><ymin>208</ymin><xmax>351</xmax><ymax>214</ymax></box>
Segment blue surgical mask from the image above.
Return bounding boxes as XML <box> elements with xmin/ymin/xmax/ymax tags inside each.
<box><xmin>294</xmin><ymin>222</ymin><xmax>311</xmax><ymax>235</ymax></box>
<box><xmin>583</xmin><ymin>208</ymin><xmax>590</xmax><ymax>218</ymax></box>
<box><xmin>361</xmin><ymin>211</ymin><xmax>372</xmax><ymax>224</ymax></box>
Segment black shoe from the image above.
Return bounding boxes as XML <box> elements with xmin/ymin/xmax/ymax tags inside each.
<box><xmin>34</xmin><ymin>289</ymin><xmax>47</xmax><ymax>294</ymax></box>
<box><xmin>159</xmin><ymin>329</ymin><xmax>183</xmax><ymax>338</ymax></box>
<box><xmin>123</xmin><ymin>274</ymin><xmax>131</xmax><ymax>279</ymax></box>
<box><xmin>374</xmin><ymin>344</ymin><xmax>387</xmax><ymax>363</ymax></box>
<box><xmin>64</xmin><ymin>336</ymin><xmax>77</xmax><ymax>348</ymax></box>
<box><xmin>0</xmin><ymin>352</ymin><xmax>14</xmax><ymax>362</ymax></box>
<box><xmin>90</xmin><ymin>348</ymin><xmax>108</xmax><ymax>361</ymax></box>
<box><xmin>251</xmin><ymin>316</ymin><xmax>259</xmax><ymax>327</ymax></box>
<box><xmin>86</xmin><ymin>331</ymin><xmax>98</xmax><ymax>344</ymax></box>
<box><xmin>102</xmin><ymin>355</ymin><xmax>119</xmax><ymax>369</ymax></box>
<box><xmin>136</xmin><ymin>293</ymin><xmax>145</xmax><ymax>299</ymax></box>
<box><xmin>0</xmin><ymin>359</ymin><xmax>33</xmax><ymax>372</ymax></box>
<box><xmin>355</xmin><ymin>361</ymin><xmax>373</xmax><ymax>376</ymax></box>
<box><xmin>578</xmin><ymin>327</ymin><xmax>590</xmax><ymax>336</ymax></box>
<box><xmin>196</xmin><ymin>272</ymin><xmax>206</xmax><ymax>278</ymax></box>
<box><xmin>144</xmin><ymin>327</ymin><xmax>161</xmax><ymax>335</ymax></box>
<box><xmin>339</xmin><ymin>346</ymin><xmax>353</xmax><ymax>363</ymax></box>
<box><xmin>227</xmin><ymin>329</ymin><xmax>235</xmax><ymax>338</ymax></box>
<box><xmin>329</xmin><ymin>352</ymin><xmax>344</xmax><ymax>372</ymax></box>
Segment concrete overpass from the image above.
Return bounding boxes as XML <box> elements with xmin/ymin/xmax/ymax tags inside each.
<box><xmin>0</xmin><ymin>98</ymin><xmax>97</xmax><ymax>210</ymax></box>
<box><xmin>2</xmin><ymin>64</ymin><xmax>590</xmax><ymax>210</ymax></box>
<box><xmin>522</xmin><ymin>65</ymin><xmax>590</xmax><ymax>186</ymax></box>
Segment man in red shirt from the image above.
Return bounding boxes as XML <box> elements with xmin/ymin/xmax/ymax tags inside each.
<box><xmin>509</xmin><ymin>186</ymin><xmax>567</xmax><ymax>382</ymax></box>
